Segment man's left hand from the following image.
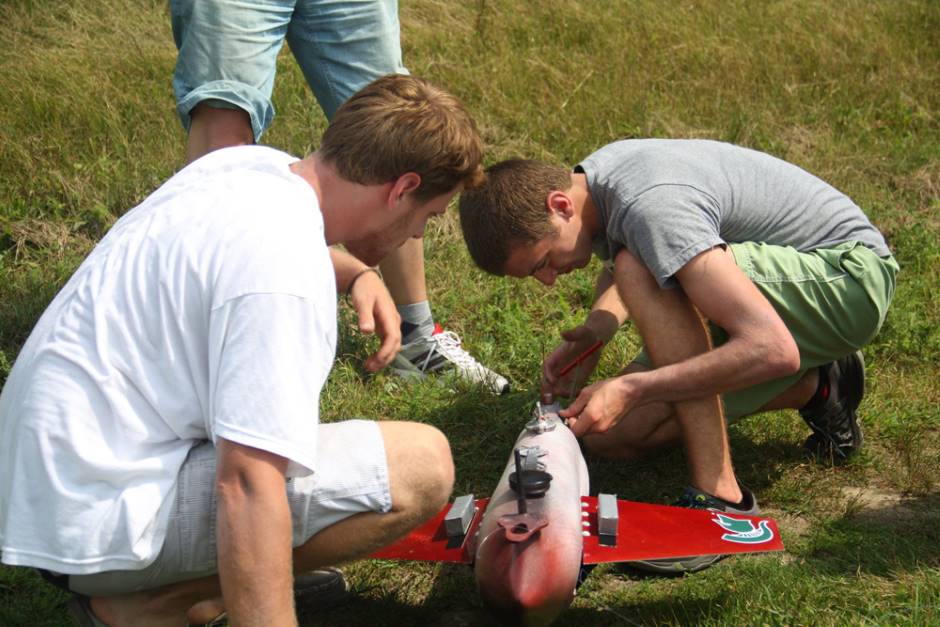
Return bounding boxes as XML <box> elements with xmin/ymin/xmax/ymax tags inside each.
<box><xmin>347</xmin><ymin>271</ymin><xmax>401</xmax><ymax>372</ymax></box>
<box><xmin>559</xmin><ymin>374</ymin><xmax>643</xmax><ymax>437</ymax></box>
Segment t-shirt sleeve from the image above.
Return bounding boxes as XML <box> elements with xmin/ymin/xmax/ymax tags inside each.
<box><xmin>613</xmin><ymin>184</ymin><xmax>724</xmax><ymax>289</ymax></box>
<box><xmin>207</xmin><ymin>292</ymin><xmax>335</xmax><ymax>477</ymax></box>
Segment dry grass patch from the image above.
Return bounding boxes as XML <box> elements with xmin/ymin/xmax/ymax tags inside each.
<box><xmin>2</xmin><ymin>218</ymin><xmax>94</xmax><ymax>261</ymax></box>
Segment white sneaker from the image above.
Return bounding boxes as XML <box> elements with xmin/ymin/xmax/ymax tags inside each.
<box><xmin>390</xmin><ymin>323</ymin><xmax>510</xmax><ymax>394</ymax></box>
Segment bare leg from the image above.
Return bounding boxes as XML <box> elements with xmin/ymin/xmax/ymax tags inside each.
<box><xmin>584</xmin><ymin>318</ymin><xmax>819</xmax><ymax>486</ymax></box>
<box><xmin>290</xmin><ymin>421</ymin><xmax>454</xmax><ymax>569</ymax></box>
<box><xmin>612</xmin><ymin>250</ymin><xmax>741</xmax><ymax>503</ymax></box>
<box><xmin>583</xmin><ymin>363</ymin><xmax>682</xmax><ymax>459</ymax></box>
<box><xmin>90</xmin><ymin>421</ymin><xmax>453</xmax><ymax>626</ymax></box>
<box><xmin>379</xmin><ymin>237</ymin><xmax>427</xmax><ymax>305</ymax></box>
<box><xmin>185</xmin><ymin>102</ymin><xmax>254</xmax><ymax>164</ymax></box>
<box><xmin>89</xmin><ymin>578</ymin><xmax>220</xmax><ymax>627</ymax></box>
<box><xmin>758</xmin><ymin>368</ymin><xmax>818</xmax><ymax>411</ymax></box>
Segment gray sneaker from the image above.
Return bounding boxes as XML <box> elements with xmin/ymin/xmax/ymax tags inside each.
<box><xmin>626</xmin><ymin>484</ymin><xmax>760</xmax><ymax>575</ymax></box>
<box><xmin>389</xmin><ymin>323</ymin><xmax>510</xmax><ymax>395</ymax></box>
<box><xmin>800</xmin><ymin>351</ymin><xmax>865</xmax><ymax>465</ymax></box>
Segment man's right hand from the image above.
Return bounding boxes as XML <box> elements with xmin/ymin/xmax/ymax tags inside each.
<box><xmin>346</xmin><ymin>268</ymin><xmax>402</xmax><ymax>372</ymax></box>
<box><xmin>541</xmin><ymin>324</ymin><xmax>605</xmax><ymax>401</ymax></box>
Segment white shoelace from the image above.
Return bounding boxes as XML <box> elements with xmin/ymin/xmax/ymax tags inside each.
<box><xmin>427</xmin><ymin>330</ymin><xmax>487</xmax><ymax>373</ymax></box>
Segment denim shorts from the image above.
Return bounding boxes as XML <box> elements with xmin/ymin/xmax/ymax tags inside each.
<box><xmin>65</xmin><ymin>419</ymin><xmax>391</xmax><ymax>596</ymax></box>
<box><xmin>634</xmin><ymin>241</ymin><xmax>899</xmax><ymax>419</ymax></box>
<box><xmin>170</xmin><ymin>0</ymin><xmax>407</xmax><ymax>140</ymax></box>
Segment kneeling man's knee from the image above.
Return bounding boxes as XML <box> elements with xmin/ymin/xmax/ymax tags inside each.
<box><xmin>417</xmin><ymin>425</ymin><xmax>456</xmax><ymax>508</ymax></box>
<box><xmin>582</xmin><ymin>433</ymin><xmax>641</xmax><ymax>460</ymax></box>
<box><xmin>382</xmin><ymin>422</ymin><xmax>455</xmax><ymax>519</ymax></box>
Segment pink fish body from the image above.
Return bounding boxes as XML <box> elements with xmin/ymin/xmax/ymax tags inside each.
<box><xmin>473</xmin><ymin>404</ymin><xmax>589</xmax><ymax>626</ymax></box>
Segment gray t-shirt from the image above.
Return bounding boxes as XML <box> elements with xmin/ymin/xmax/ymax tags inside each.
<box><xmin>578</xmin><ymin>139</ymin><xmax>890</xmax><ymax>288</ymax></box>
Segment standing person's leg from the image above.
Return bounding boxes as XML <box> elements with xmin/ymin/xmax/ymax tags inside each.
<box><xmin>184</xmin><ymin>105</ymin><xmax>253</xmax><ymax>164</ymax></box>
<box><xmin>170</xmin><ymin>0</ymin><xmax>292</xmax><ymax>163</ymax></box>
<box><xmin>68</xmin><ymin>420</ymin><xmax>454</xmax><ymax>627</ymax></box>
<box><xmin>289</xmin><ymin>0</ymin><xmax>510</xmax><ymax>394</ymax></box>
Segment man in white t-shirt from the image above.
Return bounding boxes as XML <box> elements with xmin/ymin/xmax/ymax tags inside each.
<box><xmin>0</xmin><ymin>74</ymin><xmax>484</xmax><ymax>626</ymax></box>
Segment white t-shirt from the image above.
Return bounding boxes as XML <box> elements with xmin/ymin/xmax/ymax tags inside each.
<box><xmin>0</xmin><ymin>146</ymin><xmax>336</xmax><ymax>574</ymax></box>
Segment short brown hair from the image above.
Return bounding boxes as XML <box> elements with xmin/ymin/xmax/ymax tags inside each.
<box><xmin>319</xmin><ymin>74</ymin><xmax>484</xmax><ymax>202</ymax></box>
<box><xmin>458</xmin><ymin>159</ymin><xmax>570</xmax><ymax>275</ymax></box>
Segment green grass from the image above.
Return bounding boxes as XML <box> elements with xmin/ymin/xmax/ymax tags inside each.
<box><xmin>1</xmin><ymin>0</ymin><xmax>938</xmax><ymax>624</ymax></box>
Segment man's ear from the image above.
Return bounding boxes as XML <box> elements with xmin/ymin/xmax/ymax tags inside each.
<box><xmin>546</xmin><ymin>190</ymin><xmax>575</xmax><ymax>220</ymax></box>
<box><xmin>388</xmin><ymin>172</ymin><xmax>422</xmax><ymax>207</ymax></box>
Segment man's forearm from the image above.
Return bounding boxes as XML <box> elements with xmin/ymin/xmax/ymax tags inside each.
<box><xmin>330</xmin><ymin>247</ymin><xmax>371</xmax><ymax>293</ymax></box>
<box><xmin>631</xmin><ymin>332</ymin><xmax>799</xmax><ymax>407</ymax></box>
<box><xmin>217</xmin><ymin>454</ymin><xmax>296</xmax><ymax>626</ymax></box>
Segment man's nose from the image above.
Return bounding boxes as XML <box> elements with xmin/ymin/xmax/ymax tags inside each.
<box><xmin>534</xmin><ymin>267</ymin><xmax>556</xmax><ymax>286</ymax></box>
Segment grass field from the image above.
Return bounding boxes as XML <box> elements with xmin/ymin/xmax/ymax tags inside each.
<box><xmin>1</xmin><ymin>0</ymin><xmax>938</xmax><ymax>625</ymax></box>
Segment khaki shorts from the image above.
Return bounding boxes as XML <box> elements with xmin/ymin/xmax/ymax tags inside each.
<box><xmin>66</xmin><ymin>419</ymin><xmax>390</xmax><ymax>596</ymax></box>
<box><xmin>634</xmin><ymin>241</ymin><xmax>899</xmax><ymax>419</ymax></box>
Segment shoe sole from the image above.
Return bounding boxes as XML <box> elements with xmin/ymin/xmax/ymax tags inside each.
<box><xmin>389</xmin><ymin>359</ymin><xmax>510</xmax><ymax>395</ymax></box>
<box><xmin>807</xmin><ymin>350</ymin><xmax>865</xmax><ymax>425</ymax></box>
<box><xmin>389</xmin><ymin>365</ymin><xmax>428</xmax><ymax>380</ymax></box>
<box><xmin>843</xmin><ymin>350</ymin><xmax>865</xmax><ymax>413</ymax></box>
<box><xmin>846</xmin><ymin>350</ymin><xmax>865</xmax><ymax>455</ymax></box>
<box><xmin>625</xmin><ymin>553</ymin><xmax>726</xmax><ymax>576</ymax></box>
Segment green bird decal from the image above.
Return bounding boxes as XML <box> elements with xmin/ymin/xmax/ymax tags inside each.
<box><xmin>712</xmin><ymin>513</ymin><xmax>774</xmax><ymax>544</ymax></box>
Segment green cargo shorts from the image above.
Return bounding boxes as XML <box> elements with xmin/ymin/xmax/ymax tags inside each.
<box><xmin>634</xmin><ymin>241</ymin><xmax>898</xmax><ymax>419</ymax></box>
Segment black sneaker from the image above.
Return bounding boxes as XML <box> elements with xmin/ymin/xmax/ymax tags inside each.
<box><xmin>800</xmin><ymin>351</ymin><xmax>865</xmax><ymax>465</ymax></box>
<box><xmin>625</xmin><ymin>484</ymin><xmax>760</xmax><ymax>575</ymax></box>
<box><xmin>294</xmin><ymin>567</ymin><xmax>350</xmax><ymax>611</ymax></box>
<box><xmin>198</xmin><ymin>568</ymin><xmax>349</xmax><ymax>626</ymax></box>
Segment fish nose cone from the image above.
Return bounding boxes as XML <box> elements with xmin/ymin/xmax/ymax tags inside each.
<box><xmin>475</xmin><ymin>537</ymin><xmax>578</xmax><ymax>626</ymax></box>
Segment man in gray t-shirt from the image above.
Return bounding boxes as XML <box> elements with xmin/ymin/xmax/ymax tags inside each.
<box><xmin>458</xmin><ymin>139</ymin><xmax>898</xmax><ymax>573</ymax></box>
<box><xmin>583</xmin><ymin>140</ymin><xmax>890</xmax><ymax>288</ymax></box>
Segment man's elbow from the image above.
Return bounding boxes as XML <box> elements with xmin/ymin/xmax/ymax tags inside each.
<box><xmin>215</xmin><ymin>470</ymin><xmax>259</xmax><ymax>513</ymax></box>
<box><xmin>764</xmin><ymin>330</ymin><xmax>801</xmax><ymax>378</ymax></box>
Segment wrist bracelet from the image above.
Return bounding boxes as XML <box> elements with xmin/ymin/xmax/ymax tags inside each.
<box><xmin>345</xmin><ymin>267</ymin><xmax>382</xmax><ymax>300</ymax></box>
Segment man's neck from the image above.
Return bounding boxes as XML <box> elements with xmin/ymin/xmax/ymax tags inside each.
<box><xmin>289</xmin><ymin>152</ymin><xmax>381</xmax><ymax>246</ymax></box>
<box><xmin>289</xmin><ymin>153</ymin><xmax>324</xmax><ymax>209</ymax></box>
<box><xmin>570</xmin><ymin>172</ymin><xmax>600</xmax><ymax>239</ymax></box>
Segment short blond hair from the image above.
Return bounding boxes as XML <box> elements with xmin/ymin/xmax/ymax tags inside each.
<box><xmin>319</xmin><ymin>74</ymin><xmax>485</xmax><ymax>201</ymax></box>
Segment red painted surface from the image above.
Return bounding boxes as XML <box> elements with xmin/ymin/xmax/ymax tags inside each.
<box><xmin>368</xmin><ymin>405</ymin><xmax>785</xmax><ymax>626</ymax></box>
<box><xmin>368</xmin><ymin>498</ymin><xmax>488</xmax><ymax>563</ymax></box>
<box><xmin>369</xmin><ymin>495</ymin><xmax>785</xmax><ymax>566</ymax></box>
<box><xmin>581</xmin><ymin>497</ymin><xmax>785</xmax><ymax>564</ymax></box>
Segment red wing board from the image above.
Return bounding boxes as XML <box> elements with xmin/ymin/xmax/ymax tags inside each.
<box><xmin>369</xmin><ymin>496</ymin><xmax>784</xmax><ymax>565</ymax></box>
<box><xmin>581</xmin><ymin>497</ymin><xmax>784</xmax><ymax>564</ymax></box>
<box><xmin>368</xmin><ymin>498</ymin><xmax>489</xmax><ymax>563</ymax></box>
